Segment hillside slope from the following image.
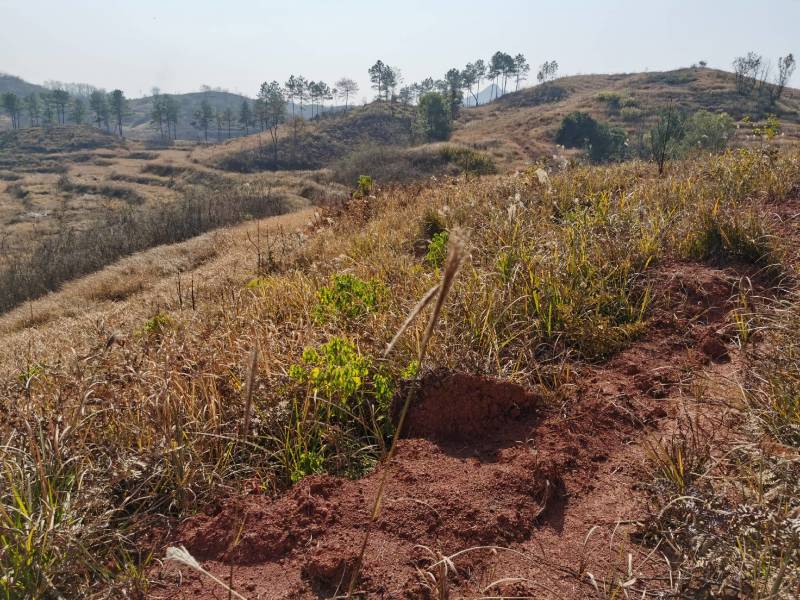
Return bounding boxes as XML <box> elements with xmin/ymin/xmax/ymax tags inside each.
<box><xmin>454</xmin><ymin>67</ymin><xmax>800</xmax><ymax>170</ymax></box>
<box><xmin>2</xmin><ymin>148</ymin><xmax>800</xmax><ymax>598</ymax></box>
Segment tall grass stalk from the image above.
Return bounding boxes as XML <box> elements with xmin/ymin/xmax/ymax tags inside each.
<box><xmin>347</xmin><ymin>231</ymin><xmax>464</xmax><ymax>597</ymax></box>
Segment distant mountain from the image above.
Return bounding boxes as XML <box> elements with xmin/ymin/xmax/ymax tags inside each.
<box><xmin>0</xmin><ymin>73</ymin><xmax>48</xmax><ymax>97</ymax></box>
<box><xmin>0</xmin><ymin>73</ymin><xmax>341</xmax><ymax>140</ymax></box>
<box><xmin>463</xmin><ymin>84</ymin><xmax>505</xmax><ymax>107</ymax></box>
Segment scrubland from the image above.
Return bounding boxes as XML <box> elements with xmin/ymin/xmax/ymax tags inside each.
<box><xmin>1</xmin><ymin>142</ymin><xmax>799</xmax><ymax>597</ymax></box>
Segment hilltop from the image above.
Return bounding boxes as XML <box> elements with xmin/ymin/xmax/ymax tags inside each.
<box><xmin>202</xmin><ymin>67</ymin><xmax>800</xmax><ymax>174</ymax></box>
<box><xmin>454</xmin><ymin>67</ymin><xmax>800</xmax><ymax>170</ymax></box>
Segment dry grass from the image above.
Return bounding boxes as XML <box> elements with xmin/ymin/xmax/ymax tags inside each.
<box><xmin>0</xmin><ymin>129</ymin><xmax>349</xmax><ymax>312</ymax></box>
<box><xmin>454</xmin><ymin>68</ymin><xmax>800</xmax><ymax>171</ymax></box>
<box><xmin>0</xmin><ymin>146</ymin><xmax>799</xmax><ymax>597</ymax></box>
<box><xmin>641</xmin><ymin>293</ymin><xmax>800</xmax><ymax>598</ymax></box>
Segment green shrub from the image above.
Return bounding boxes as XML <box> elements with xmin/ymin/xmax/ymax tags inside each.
<box><xmin>596</xmin><ymin>91</ymin><xmax>623</xmax><ymax>110</ymax></box>
<box><xmin>425</xmin><ymin>231</ymin><xmax>449</xmax><ymax>267</ymax></box>
<box><xmin>589</xmin><ymin>124</ymin><xmax>628</xmax><ymax>163</ymax></box>
<box><xmin>438</xmin><ymin>146</ymin><xmax>496</xmax><ymax>175</ymax></box>
<box><xmin>142</xmin><ymin>312</ymin><xmax>173</xmax><ymax>336</ymax></box>
<box><xmin>620</xmin><ymin>107</ymin><xmax>644</xmax><ymax>122</ymax></box>
<box><xmin>555</xmin><ymin>112</ymin><xmax>599</xmax><ymax>148</ymax></box>
<box><xmin>313</xmin><ymin>274</ymin><xmax>384</xmax><ymax>322</ymax></box>
<box><xmin>682</xmin><ymin>110</ymin><xmax>736</xmax><ymax>152</ymax></box>
<box><xmin>286</xmin><ymin>337</ymin><xmax>393</xmax><ymax>480</ymax></box>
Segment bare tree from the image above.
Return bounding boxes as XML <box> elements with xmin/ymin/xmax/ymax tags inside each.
<box><xmin>335</xmin><ymin>77</ymin><xmax>359</xmax><ymax>110</ymax></box>
<box><xmin>771</xmin><ymin>53</ymin><xmax>796</xmax><ymax>104</ymax></box>
<box><xmin>733</xmin><ymin>52</ymin><xmax>763</xmax><ymax>95</ymax></box>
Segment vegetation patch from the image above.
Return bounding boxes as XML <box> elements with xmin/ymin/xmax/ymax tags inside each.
<box><xmin>313</xmin><ymin>273</ymin><xmax>385</xmax><ymax>322</ymax></box>
<box><xmin>285</xmin><ymin>337</ymin><xmax>393</xmax><ymax>481</ymax></box>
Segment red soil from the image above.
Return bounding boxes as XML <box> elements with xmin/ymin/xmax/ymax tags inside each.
<box><xmin>149</xmin><ymin>262</ymin><xmax>746</xmax><ymax>599</ymax></box>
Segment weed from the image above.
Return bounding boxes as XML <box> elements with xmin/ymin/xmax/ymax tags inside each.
<box><xmin>142</xmin><ymin>312</ymin><xmax>174</xmax><ymax>336</ymax></box>
<box><xmin>356</xmin><ymin>175</ymin><xmax>373</xmax><ymax>198</ymax></box>
<box><xmin>17</xmin><ymin>363</ymin><xmax>44</xmax><ymax>387</ymax></box>
<box><xmin>285</xmin><ymin>337</ymin><xmax>393</xmax><ymax>480</ymax></box>
<box><xmin>312</xmin><ymin>274</ymin><xmax>384</xmax><ymax>322</ymax></box>
<box><xmin>424</xmin><ymin>231</ymin><xmax>449</xmax><ymax>268</ymax></box>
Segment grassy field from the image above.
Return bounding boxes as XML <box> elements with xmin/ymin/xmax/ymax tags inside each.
<box><xmin>1</xmin><ymin>142</ymin><xmax>799</xmax><ymax>596</ymax></box>
<box><xmin>0</xmin><ymin>126</ymin><xmax>349</xmax><ymax>312</ymax></box>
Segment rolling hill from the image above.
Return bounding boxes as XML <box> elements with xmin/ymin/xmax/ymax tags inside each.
<box><xmin>0</xmin><ymin>74</ymin><xmax>334</xmax><ymax>140</ymax></box>
<box><xmin>453</xmin><ymin>67</ymin><xmax>800</xmax><ymax>170</ymax></box>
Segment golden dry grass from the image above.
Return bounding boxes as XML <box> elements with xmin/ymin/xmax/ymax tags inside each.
<box><xmin>453</xmin><ymin>68</ymin><xmax>800</xmax><ymax>171</ymax></box>
<box><xmin>1</xmin><ymin>145</ymin><xmax>799</xmax><ymax>596</ymax></box>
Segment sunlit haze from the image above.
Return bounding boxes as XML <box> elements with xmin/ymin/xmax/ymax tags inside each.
<box><xmin>2</xmin><ymin>0</ymin><xmax>798</xmax><ymax>98</ymax></box>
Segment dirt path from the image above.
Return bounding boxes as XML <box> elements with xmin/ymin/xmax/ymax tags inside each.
<box><xmin>149</xmin><ymin>262</ymin><xmax>753</xmax><ymax>599</ymax></box>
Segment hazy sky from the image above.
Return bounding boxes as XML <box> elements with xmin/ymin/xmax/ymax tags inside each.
<box><xmin>1</xmin><ymin>0</ymin><xmax>798</xmax><ymax>99</ymax></box>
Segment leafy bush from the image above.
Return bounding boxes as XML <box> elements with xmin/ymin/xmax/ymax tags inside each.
<box><xmin>425</xmin><ymin>231</ymin><xmax>449</xmax><ymax>267</ymax></box>
<box><xmin>313</xmin><ymin>274</ymin><xmax>384</xmax><ymax>322</ymax></box>
<box><xmin>589</xmin><ymin>123</ymin><xmax>628</xmax><ymax>163</ymax></box>
<box><xmin>682</xmin><ymin>110</ymin><xmax>736</xmax><ymax>152</ymax></box>
<box><xmin>557</xmin><ymin>112</ymin><xmax>627</xmax><ymax>163</ymax></box>
<box><xmin>286</xmin><ymin>337</ymin><xmax>393</xmax><ymax>480</ymax></box>
<box><xmin>555</xmin><ymin>112</ymin><xmax>599</xmax><ymax>148</ymax></box>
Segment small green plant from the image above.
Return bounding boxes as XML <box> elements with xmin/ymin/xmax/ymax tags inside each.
<box><xmin>286</xmin><ymin>337</ymin><xmax>393</xmax><ymax>480</ymax></box>
<box><xmin>750</xmin><ymin>114</ymin><xmax>781</xmax><ymax>141</ymax></box>
<box><xmin>312</xmin><ymin>274</ymin><xmax>384</xmax><ymax>322</ymax></box>
<box><xmin>18</xmin><ymin>363</ymin><xmax>44</xmax><ymax>386</ymax></box>
<box><xmin>142</xmin><ymin>312</ymin><xmax>174</xmax><ymax>336</ymax></box>
<box><xmin>401</xmin><ymin>360</ymin><xmax>420</xmax><ymax>380</ymax></box>
<box><xmin>424</xmin><ymin>231</ymin><xmax>449</xmax><ymax>267</ymax></box>
<box><xmin>356</xmin><ymin>175</ymin><xmax>373</xmax><ymax>198</ymax></box>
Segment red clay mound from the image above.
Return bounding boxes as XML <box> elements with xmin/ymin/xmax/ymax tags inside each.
<box><xmin>398</xmin><ymin>371</ymin><xmax>539</xmax><ymax>443</ymax></box>
<box><xmin>156</xmin><ymin>374</ymin><xmax>562</xmax><ymax>599</ymax></box>
<box><xmin>151</xmin><ymin>263</ymin><xmax>748</xmax><ymax>599</ymax></box>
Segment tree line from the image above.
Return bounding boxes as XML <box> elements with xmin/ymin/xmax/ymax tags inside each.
<box><xmin>732</xmin><ymin>51</ymin><xmax>795</xmax><ymax>105</ymax></box>
<box><xmin>1</xmin><ymin>87</ymin><xmax>129</xmax><ymax>136</ymax></box>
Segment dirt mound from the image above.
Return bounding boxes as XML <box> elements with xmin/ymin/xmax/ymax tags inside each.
<box><xmin>152</xmin><ymin>263</ymin><xmax>747</xmax><ymax>599</ymax></box>
<box><xmin>399</xmin><ymin>371</ymin><xmax>539</xmax><ymax>443</ymax></box>
<box><xmin>156</xmin><ymin>374</ymin><xmax>563</xmax><ymax>598</ymax></box>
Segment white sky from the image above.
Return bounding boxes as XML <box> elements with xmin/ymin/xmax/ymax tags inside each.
<box><xmin>1</xmin><ymin>0</ymin><xmax>798</xmax><ymax>99</ymax></box>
